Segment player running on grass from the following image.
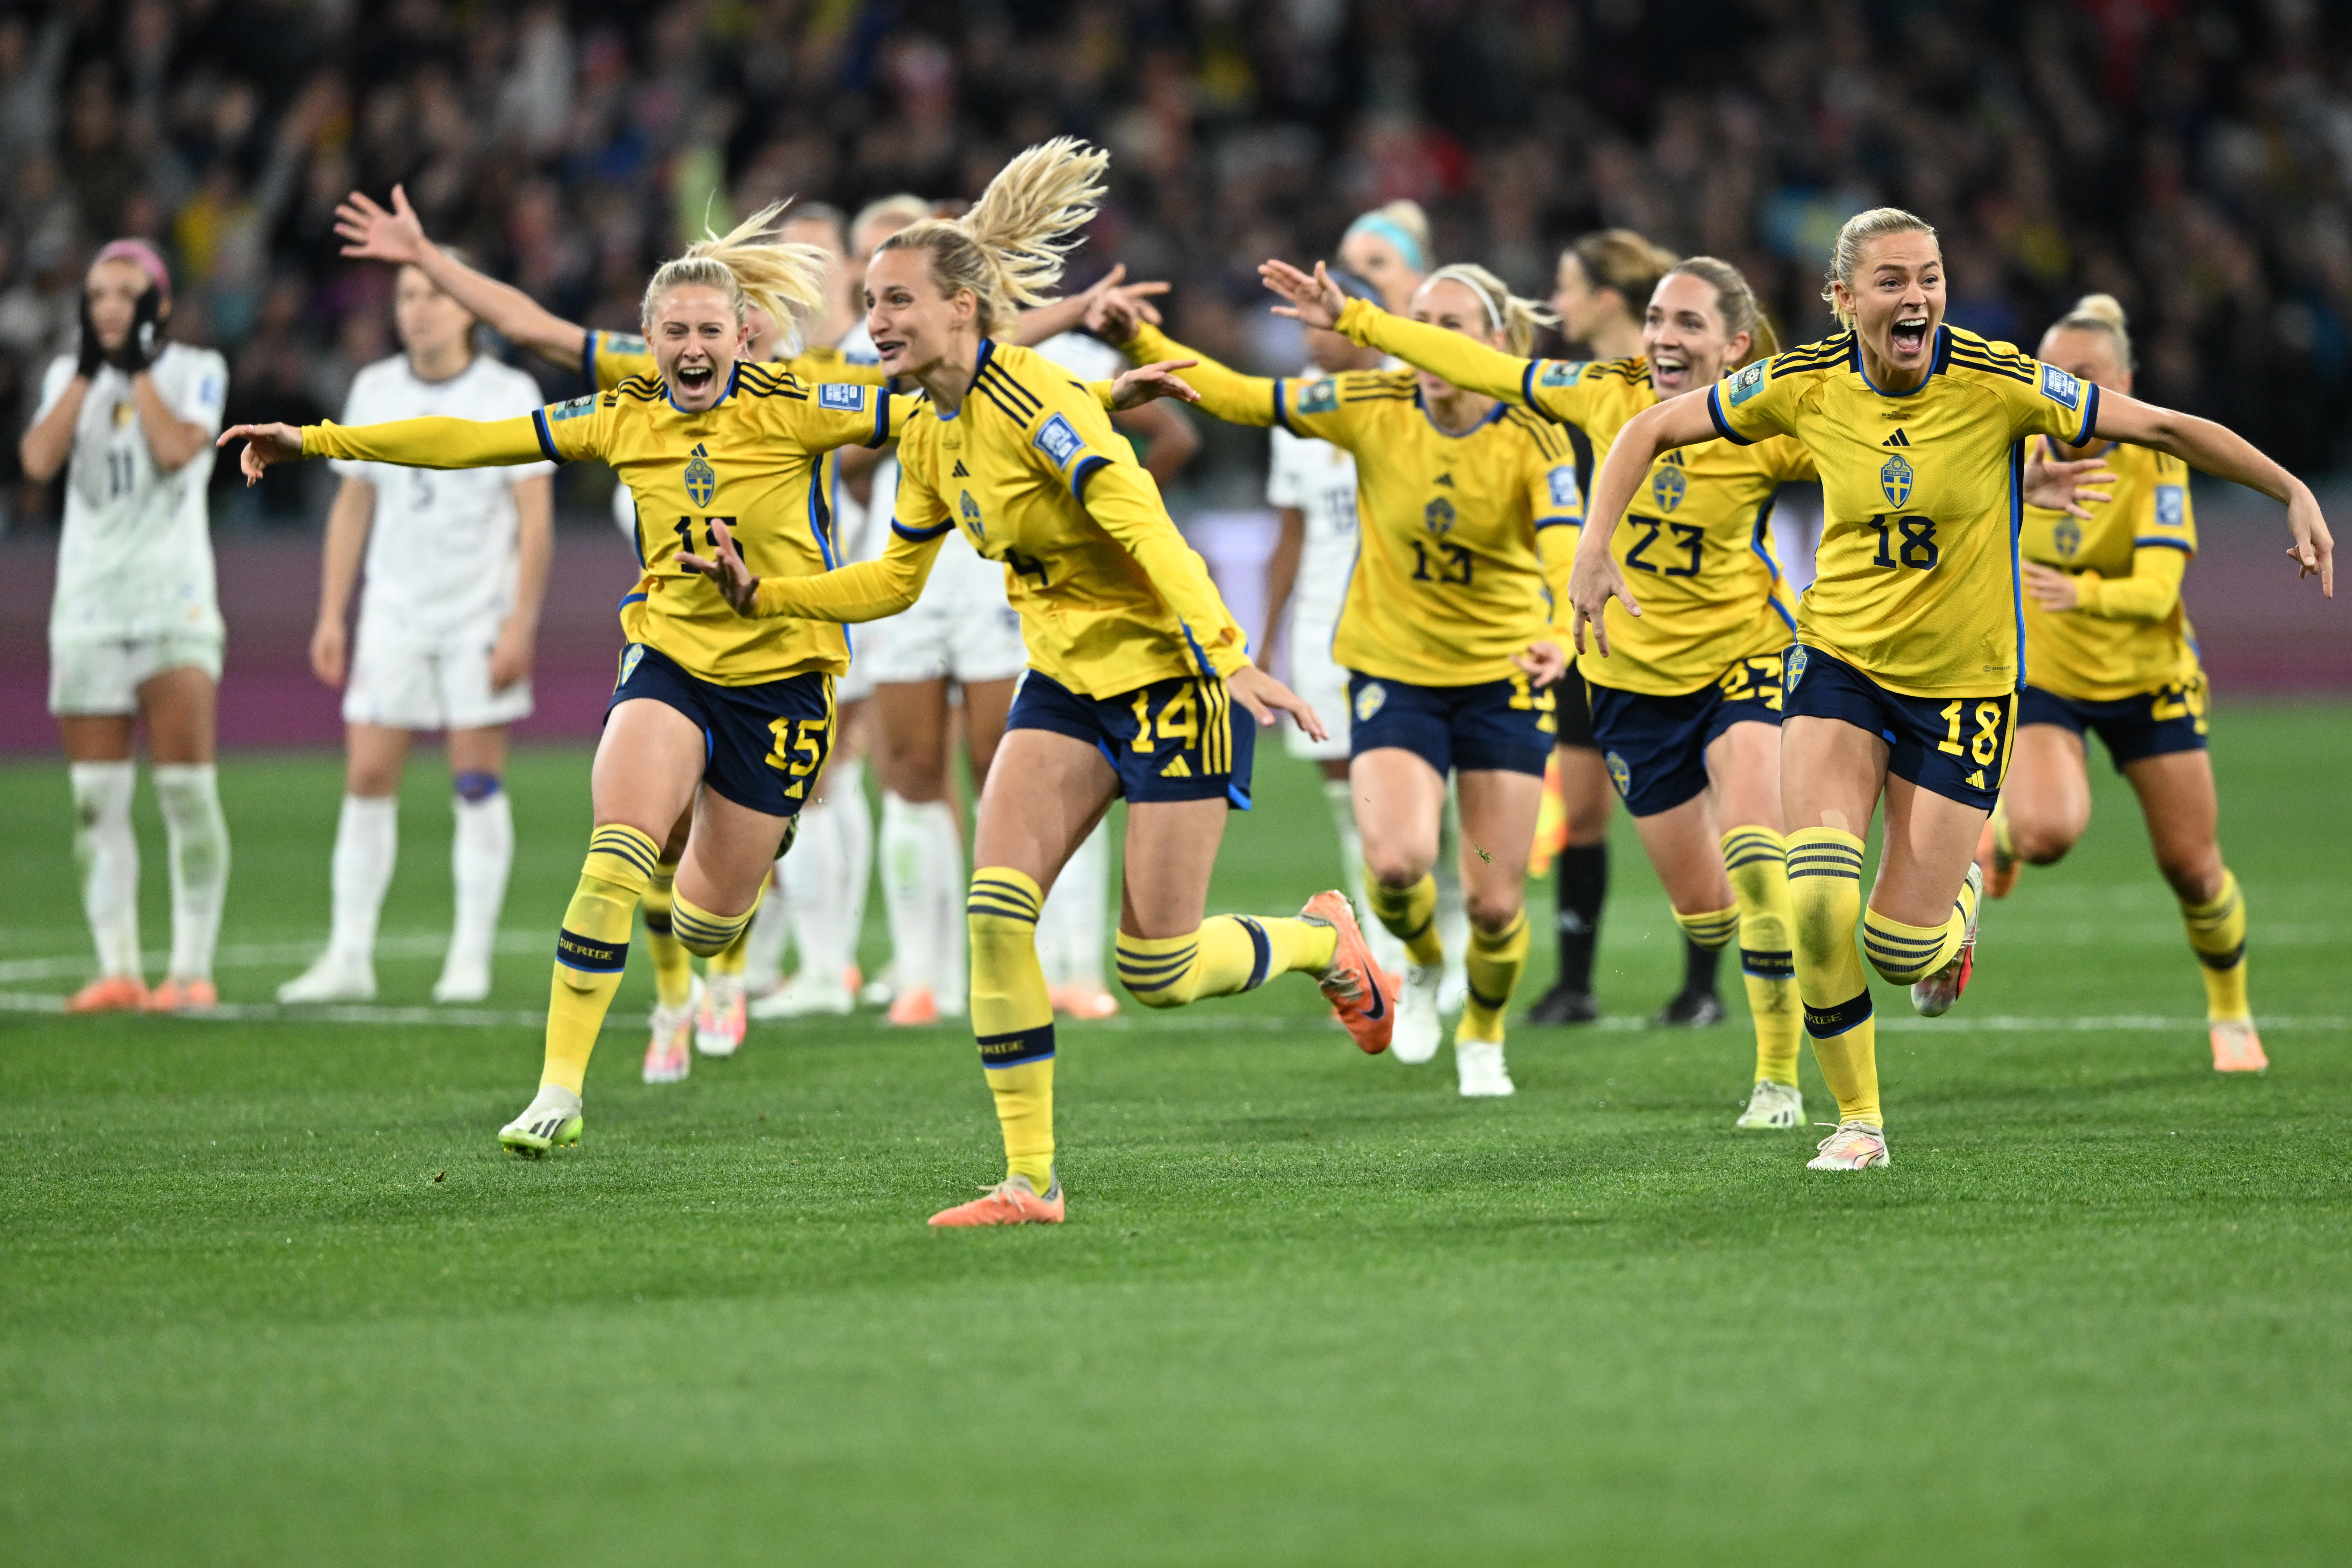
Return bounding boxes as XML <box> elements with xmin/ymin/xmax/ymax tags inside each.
<box><xmin>1978</xmin><ymin>293</ymin><xmax>2270</xmax><ymax>1074</ymax></box>
<box><xmin>683</xmin><ymin>138</ymin><xmax>1395</xmax><ymax>1226</ymax></box>
<box><xmin>1093</xmin><ymin>262</ymin><xmax>1582</xmax><ymax>1097</ymax></box>
<box><xmin>1261</xmin><ymin>253</ymin><xmax>1819</xmax><ymax>1129</ymax></box>
<box><xmin>1572</xmin><ymin>207</ymin><xmax>2331</xmax><ymax>1171</ymax></box>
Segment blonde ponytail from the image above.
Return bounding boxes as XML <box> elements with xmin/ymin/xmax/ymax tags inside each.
<box><xmin>1421</xmin><ymin>262</ymin><xmax>1560</xmax><ymax>357</ymax></box>
<box><xmin>1820</xmin><ymin>207</ymin><xmax>1939</xmax><ymax>328</ymax></box>
<box><xmin>1666</xmin><ymin>256</ymin><xmax>1780</xmax><ymax>365</ymax></box>
<box><xmin>877</xmin><ymin>137</ymin><xmax>1109</xmax><ymax>336</ymax></box>
<box><xmin>642</xmin><ymin>200</ymin><xmax>833</xmax><ymax>355</ymax></box>
<box><xmin>2049</xmin><ymin>292</ymin><xmax>2135</xmax><ymax>369</ymax></box>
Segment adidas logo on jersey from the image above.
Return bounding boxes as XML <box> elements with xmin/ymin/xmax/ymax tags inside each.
<box><xmin>1883</xmin><ymin>429</ymin><xmax>1911</xmax><ymax>447</ymax></box>
<box><xmin>1433</xmin><ymin>472</ymin><xmax>1455</xmax><ymax>487</ymax></box>
<box><xmin>952</xmin><ymin>460</ymin><xmax>970</xmax><ymax>477</ymax></box>
<box><xmin>1159</xmin><ymin>755</ymin><xmax>1192</xmax><ymax>778</ymax></box>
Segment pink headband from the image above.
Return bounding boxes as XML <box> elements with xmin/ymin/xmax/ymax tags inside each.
<box><xmin>93</xmin><ymin>239</ymin><xmax>171</xmax><ymax>302</ymax></box>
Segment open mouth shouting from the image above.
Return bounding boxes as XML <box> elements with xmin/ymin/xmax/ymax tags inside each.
<box><xmin>1650</xmin><ymin>351</ymin><xmax>1691</xmax><ymax>392</ymax></box>
<box><xmin>674</xmin><ymin>356</ymin><xmax>718</xmax><ymax>394</ymax></box>
<box><xmin>1889</xmin><ymin>313</ymin><xmax>1931</xmax><ymax>359</ymax></box>
<box><xmin>872</xmin><ymin>333</ymin><xmax>909</xmax><ymax>370</ymax></box>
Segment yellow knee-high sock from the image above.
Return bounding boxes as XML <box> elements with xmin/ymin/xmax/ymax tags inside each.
<box><xmin>1671</xmin><ymin>904</ymin><xmax>1741</xmax><ymax>951</ymax></box>
<box><xmin>543</xmin><ymin>824</ymin><xmax>661</xmax><ymax>1094</ymax></box>
<box><xmin>641</xmin><ymin>861</ymin><xmax>695</xmax><ymax>1009</ymax></box>
<box><xmin>1115</xmin><ymin>916</ymin><xmax>1338</xmax><ymax>1009</ymax></box>
<box><xmin>2180</xmin><ymin>870</ymin><xmax>2249</xmax><ymax>1021</ymax></box>
<box><xmin>1365</xmin><ymin>873</ymin><xmax>1443</xmax><ymax>966</ymax></box>
<box><xmin>1722</xmin><ymin>827</ymin><xmax>1801</xmax><ymax>1087</ymax></box>
<box><xmin>1460</xmin><ymin>911</ymin><xmax>1529</xmax><ymax>1042</ymax></box>
<box><xmin>670</xmin><ymin>887</ymin><xmax>760</xmax><ymax>958</ymax></box>
<box><xmin>1787</xmin><ymin>827</ymin><xmax>1880</xmax><ymax>1127</ymax></box>
<box><xmin>968</xmin><ymin>868</ymin><xmax>1056</xmax><ymax>1189</ymax></box>
<box><xmin>1859</xmin><ymin>870</ymin><xmax>1979</xmax><ymax>986</ymax></box>
<box><xmin>707</xmin><ymin>924</ymin><xmax>750</xmax><ymax>978</ymax></box>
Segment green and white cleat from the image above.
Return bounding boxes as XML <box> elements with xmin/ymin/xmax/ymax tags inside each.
<box><xmin>499</xmin><ymin>1085</ymin><xmax>584</xmax><ymax>1157</ymax></box>
<box><xmin>1735</xmin><ymin>1079</ymin><xmax>1804</xmax><ymax>1130</ymax></box>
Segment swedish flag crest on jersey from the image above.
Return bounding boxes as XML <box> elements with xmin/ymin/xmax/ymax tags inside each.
<box><xmin>1880</xmin><ymin>453</ymin><xmax>1913</xmax><ymax>508</ymax></box>
<box><xmin>1651</xmin><ymin>464</ymin><xmax>1687</xmax><ymax>512</ymax></box>
<box><xmin>1354</xmin><ymin>681</ymin><xmax>1387</xmax><ymax>722</ymax></box>
<box><xmin>1785</xmin><ymin>645</ymin><xmax>1809</xmax><ymax>692</ymax></box>
<box><xmin>1605</xmin><ymin>750</ymin><xmax>1632</xmax><ymax>796</ymax></box>
<box><xmin>959</xmin><ymin>489</ymin><xmax>984</xmax><ymax>540</ymax></box>
<box><xmin>1425</xmin><ymin>496</ymin><xmax>1456</xmax><ymax>535</ymax></box>
<box><xmin>2054</xmin><ymin>517</ymin><xmax>2082</xmax><ymax>558</ymax></box>
<box><xmin>685</xmin><ymin>444</ymin><xmax>716</xmax><ymax>507</ymax></box>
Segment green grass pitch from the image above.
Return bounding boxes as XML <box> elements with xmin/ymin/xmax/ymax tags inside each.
<box><xmin>3</xmin><ymin>703</ymin><xmax>2348</xmax><ymax>1565</ymax></box>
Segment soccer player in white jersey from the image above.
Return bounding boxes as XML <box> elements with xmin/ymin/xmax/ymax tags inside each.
<box><xmin>277</xmin><ymin>258</ymin><xmax>554</xmax><ymax>1004</ymax></box>
<box><xmin>19</xmin><ymin>241</ymin><xmax>232</xmax><ymax>1014</ymax></box>
<box><xmin>1260</xmin><ymin>266</ymin><xmax>1411</xmax><ymax>982</ymax></box>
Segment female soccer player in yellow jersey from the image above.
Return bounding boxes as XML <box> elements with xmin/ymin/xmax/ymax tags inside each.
<box><xmin>1262</xmin><ymin>253</ymin><xmax>1819</xmax><ymax>1130</ymax></box>
<box><xmin>221</xmin><ymin>219</ymin><xmax>935</xmax><ymax>1154</ymax></box>
<box><xmin>1979</xmin><ymin>294</ymin><xmax>2269</xmax><ymax>1074</ymax></box>
<box><xmin>1572</xmin><ymin>208</ymin><xmax>2332</xmax><ymax>1172</ymax></box>
<box><xmin>682</xmin><ymin>139</ymin><xmax>1393</xmax><ymax>1227</ymax></box>
<box><xmin>1094</xmin><ymin>262</ymin><xmax>1586</xmax><ymax>1094</ymax></box>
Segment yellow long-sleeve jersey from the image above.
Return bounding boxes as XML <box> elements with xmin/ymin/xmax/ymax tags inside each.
<box><xmin>1335</xmin><ymin>299</ymin><xmax>1809</xmax><ymax>696</ymax></box>
<box><xmin>1708</xmin><ymin>324</ymin><xmax>2101</xmax><ymax>697</ymax></box>
<box><xmin>2019</xmin><ymin>438</ymin><xmax>2200</xmax><ymax>702</ymax></box>
<box><xmin>301</xmin><ymin>361</ymin><xmax>918</xmax><ymax>685</ymax></box>
<box><xmin>1122</xmin><ymin>321</ymin><xmax>1581</xmax><ymax>688</ymax></box>
<box><xmin>744</xmin><ymin>339</ymin><xmax>1251</xmax><ymax>698</ymax></box>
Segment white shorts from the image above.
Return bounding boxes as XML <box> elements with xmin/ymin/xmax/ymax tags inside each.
<box><xmin>49</xmin><ymin>631</ymin><xmax>225</xmax><ymax>715</ymax></box>
<box><xmin>342</xmin><ymin>627</ymin><xmax>533</xmax><ymax>732</ymax></box>
<box><xmin>863</xmin><ymin>567</ymin><xmax>1027</xmax><ymax>687</ymax></box>
<box><xmin>1282</xmin><ymin>603</ymin><xmax>1352</xmax><ymax>762</ymax></box>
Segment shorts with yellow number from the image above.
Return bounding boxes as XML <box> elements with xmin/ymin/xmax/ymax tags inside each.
<box><xmin>1007</xmin><ymin>669</ymin><xmax>1255</xmax><ymax>808</ymax></box>
<box><xmin>1346</xmin><ymin>671</ymin><xmax>1555</xmax><ymax>779</ymax></box>
<box><xmin>2019</xmin><ymin>670</ymin><xmax>2208</xmax><ymax>771</ymax></box>
<box><xmin>607</xmin><ymin>642</ymin><xmax>832</xmax><ymax>817</ymax></box>
<box><xmin>1587</xmin><ymin>650</ymin><xmax>1788</xmax><ymax>817</ymax></box>
<box><xmin>1784</xmin><ymin>645</ymin><xmax>2012</xmax><ymax>810</ymax></box>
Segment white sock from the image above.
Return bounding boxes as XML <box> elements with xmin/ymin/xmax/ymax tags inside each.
<box><xmin>742</xmin><ymin>860</ymin><xmax>792</xmax><ymax>991</ymax></box>
<box><xmin>152</xmin><ymin>763</ymin><xmax>231</xmax><ymax>982</ymax></box>
<box><xmin>1436</xmin><ymin>785</ymin><xmax>1469</xmax><ymax>987</ymax></box>
<box><xmin>834</xmin><ymin>758</ymin><xmax>873</xmax><ymax>978</ymax></box>
<box><xmin>931</xmin><ymin>798</ymin><xmax>967</xmax><ymax>1013</ymax></box>
<box><xmin>1325</xmin><ymin>776</ymin><xmax>1403</xmax><ymax>975</ymax></box>
<box><xmin>447</xmin><ymin>785</ymin><xmax>513</xmax><ymax>974</ymax></box>
<box><xmin>1039</xmin><ymin>818</ymin><xmax>1111</xmax><ymax>987</ymax></box>
<box><xmin>784</xmin><ymin>797</ymin><xmax>848</xmax><ymax>985</ymax></box>
<box><xmin>880</xmin><ymin>791</ymin><xmax>940</xmax><ymax>996</ymax></box>
<box><xmin>328</xmin><ymin>793</ymin><xmax>398</xmax><ymax>965</ymax></box>
<box><xmin>68</xmin><ymin>761</ymin><xmax>141</xmax><ymax>978</ymax></box>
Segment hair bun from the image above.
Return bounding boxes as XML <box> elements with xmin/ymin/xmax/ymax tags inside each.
<box><xmin>2069</xmin><ymin>293</ymin><xmax>2128</xmax><ymax>331</ymax></box>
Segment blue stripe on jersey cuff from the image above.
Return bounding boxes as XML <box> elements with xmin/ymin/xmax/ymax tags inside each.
<box><xmin>1272</xmin><ymin>378</ymin><xmax>1294</xmax><ymax>435</ymax></box>
<box><xmin>582</xmin><ymin>330</ymin><xmax>598</xmax><ymax>386</ymax></box>
<box><xmin>617</xmin><ymin>591</ymin><xmax>648</xmax><ymax>608</ymax></box>
<box><xmin>531</xmin><ymin>408</ymin><xmax>560</xmax><ymax>463</ymax></box>
<box><xmin>1706</xmin><ymin>385</ymin><xmax>1753</xmax><ymax>446</ymax></box>
<box><xmin>871</xmin><ymin>395</ymin><xmax>890</xmax><ymax>447</ymax></box>
<box><xmin>2073</xmin><ymin>383</ymin><xmax>2101</xmax><ymax>447</ymax></box>
<box><xmin>894</xmin><ymin>519</ymin><xmax>954</xmax><ymax>543</ymax></box>
<box><xmin>1534</xmin><ymin>515</ymin><xmax>1578</xmax><ymax>530</ymax></box>
<box><xmin>2134</xmin><ymin>536</ymin><xmax>2193</xmax><ymax>552</ymax></box>
<box><xmin>1070</xmin><ymin>454</ymin><xmax>1109</xmax><ymax>500</ymax></box>
<box><xmin>1521</xmin><ymin>359</ymin><xmax>1539</xmax><ymax>409</ymax></box>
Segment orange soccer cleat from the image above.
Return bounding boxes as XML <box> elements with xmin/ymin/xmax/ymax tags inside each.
<box><xmin>928</xmin><ymin>1172</ymin><xmax>1065</xmax><ymax>1226</ymax></box>
<box><xmin>1975</xmin><ymin>814</ymin><xmax>2018</xmax><ymax>899</ymax></box>
<box><xmin>1301</xmin><ymin>889</ymin><xmax>1394</xmax><ymax>1055</ymax></box>
<box><xmin>1049</xmin><ymin>981</ymin><xmax>1120</xmax><ymax>1020</ymax></box>
<box><xmin>146</xmin><ymin>977</ymin><xmax>219</xmax><ymax>1013</ymax></box>
<box><xmin>886</xmin><ymin>985</ymin><xmax>940</xmax><ymax>1026</ymax></box>
<box><xmin>2209</xmin><ymin>1018</ymin><xmax>2268</xmax><ymax>1074</ymax></box>
<box><xmin>66</xmin><ymin>975</ymin><xmax>149</xmax><ymax>1014</ymax></box>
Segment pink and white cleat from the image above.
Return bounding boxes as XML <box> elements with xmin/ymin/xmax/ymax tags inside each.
<box><xmin>1807</xmin><ymin>1121</ymin><xmax>1891</xmax><ymax>1171</ymax></box>
<box><xmin>2209</xmin><ymin>1018</ymin><xmax>2268</xmax><ymax>1074</ymax></box>
<box><xmin>927</xmin><ymin>1171</ymin><xmax>1064</xmax><ymax>1226</ymax></box>
<box><xmin>643</xmin><ymin>977</ymin><xmax>700</xmax><ymax>1084</ymax></box>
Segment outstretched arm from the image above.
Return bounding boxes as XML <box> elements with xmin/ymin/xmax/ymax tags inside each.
<box><xmin>1569</xmin><ymin>388</ymin><xmax>1721</xmax><ymax>656</ymax></box>
<box><xmin>682</xmin><ymin>519</ymin><xmax>946</xmax><ymax>625</ymax></box>
<box><xmin>335</xmin><ymin>185</ymin><xmax>588</xmax><ymax>370</ymax></box>
<box><xmin>1011</xmin><ymin>264</ymin><xmax>1170</xmax><ymax>347</ymax></box>
<box><xmin>1262</xmin><ymin>260</ymin><xmax>1541</xmax><ymax>410</ymax></box>
<box><xmin>220</xmin><ymin>414</ymin><xmax>552</xmax><ymax>485</ymax></box>
<box><xmin>1088</xmin><ymin>296</ymin><xmax>1280</xmax><ymax>430</ymax></box>
<box><xmin>2090</xmin><ymin>391</ymin><xmax>2331</xmax><ymax>596</ymax></box>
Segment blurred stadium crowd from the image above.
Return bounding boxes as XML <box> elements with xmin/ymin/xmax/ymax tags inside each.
<box><xmin>4</xmin><ymin>0</ymin><xmax>2350</xmax><ymax>528</ymax></box>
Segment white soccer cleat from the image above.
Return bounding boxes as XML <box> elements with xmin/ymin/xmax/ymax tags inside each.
<box><xmin>277</xmin><ymin>951</ymin><xmax>376</xmax><ymax>1004</ymax></box>
<box><xmin>1390</xmin><ymin>961</ymin><xmax>1445</xmax><ymax>1065</ymax></box>
<box><xmin>747</xmin><ymin>969</ymin><xmax>856</xmax><ymax>1019</ymax></box>
<box><xmin>431</xmin><ymin>954</ymin><xmax>493</xmax><ymax>1005</ymax></box>
<box><xmin>1911</xmin><ymin>863</ymin><xmax>1985</xmax><ymax>1018</ymax></box>
<box><xmin>1438</xmin><ymin>962</ymin><xmax>1469</xmax><ymax>1017</ymax></box>
<box><xmin>1806</xmin><ymin>1120</ymin><xmax>1890</xmax><ymax>1170</ymax></box>
<box><xmin>1735</xmin><ymin>1079</ymin><xmax>1805</xmax><ymax>1130</ymax></box>
<box><xmin>1454</xmin><ymin>1034</ymin><xmax>1515</xmax><ymax>1098</ymax></box>
<box><xmin>644</xmin><ymin>976</ymin><xmax>700</xmax><ymax>1084</ymax></box>
<box><xmin>499</xmin><ymin>1084</ymin><xmax>583</xmax><ymax>1156</ymax></box>
<box><xmin>695</xmin><ymin>972</ymin><xmax>747</xmax><ymax>1057</ymax></box>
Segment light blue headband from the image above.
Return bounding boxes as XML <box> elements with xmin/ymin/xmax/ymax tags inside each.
<box><xmin>1344</xmin><ymin>213</ymin><xmax>1428</xmax><ymax>276</ymax></box>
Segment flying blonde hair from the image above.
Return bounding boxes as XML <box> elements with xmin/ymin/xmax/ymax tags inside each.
<box><xmin>875</xmin><ymin>138</ymin><xmax>1109</xmax><ymax>336</ymax></box>
<box><xmin>2047</xmin><ymin>292</ymin><xmax>2135</xmax><ymax>370</ymax></box>
<box><xmin>641</xmin><ymin>201</ymin><xmax>832</xmax><ymax>356</ymax></box>
<box><xmin>1666</xmin><ymin>256</ymin><xmax>1781</xmax><ymax>366</ymax></box>
<box><xmin>1420</xmin><ymin>262</ymin><xmax>1560</xmax><ymax>357</ymax></box>
<box><xmin>1820</xmin><ymin>207</ymin><xmax>1939</xmax><ymax>328</ymax></box>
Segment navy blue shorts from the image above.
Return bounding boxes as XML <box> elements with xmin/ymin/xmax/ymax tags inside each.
<box><xmin>1007</xmin><ymin>669</ymin><xmax>1255</xmax><ymax>807</ymax></box>
<box><xmin>1783</xmin><ymin>645</ymin><xmax>2014</xmax><ymax>811</ymax></box>
<box><xmin>1346</xmin><ymin>671</ymin><xmax>1556</xmax><ymax>778</ymax></box>
<box><xmin>607</xmin><ymin>642</ymin><xmax>833</xmax><ymax>817</ymax></box>
<box><xmin>2019</xmin><ymin>674</ymin><xmax>2208</xmax><ymax>771</ymax></box>
<box><xmin>1588</xmin><ymin>650</ymin><xmax>1789</xmax><ymax>817</ymax></box>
